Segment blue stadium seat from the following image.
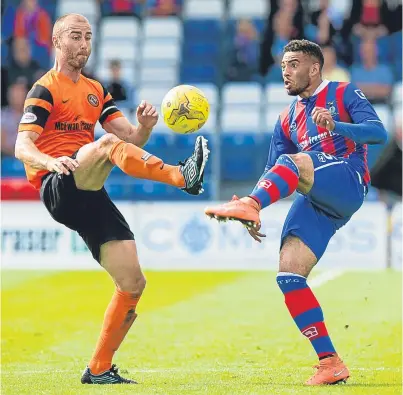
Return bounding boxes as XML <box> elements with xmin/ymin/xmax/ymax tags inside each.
<box><xmin>1</xmin><ymin>157</ymin><xmax>26</xmax><ymax>177</ymax></box>
<box><xmin>183</xmin><ymin>20</ymin><xmax>221</xmax><ymax>39</ymax></box>
<box><xmin>221</xmin><ymin>133</ymin><xmax>271</xmax><ymax>181</ymax></box>
<box><xmin>105</xmin><ymin>178</ymin><xmax>212</xmax><ymax>201</ymax></box>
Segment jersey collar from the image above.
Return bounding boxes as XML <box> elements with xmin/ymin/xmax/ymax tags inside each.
<box><xmin>297</xmin><ymin>79</ymin><xmax>330</xmax><ymax>101</ymax></box>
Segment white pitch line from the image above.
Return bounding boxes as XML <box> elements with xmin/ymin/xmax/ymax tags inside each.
<box><xmin>309</xmin><ymin>268</ymin><xmax>346</xmax><ymax>289</ymax></box>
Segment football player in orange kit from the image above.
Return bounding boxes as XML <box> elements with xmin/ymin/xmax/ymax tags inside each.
<box><xmin>15</xmin><ymin>13</ymin><xmax>209</xmax><ymax>384</ymax></box>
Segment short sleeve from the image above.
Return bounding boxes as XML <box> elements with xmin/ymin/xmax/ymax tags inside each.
<box><xmin>18</xmin><ymin>84</ymin><xmax>54</xmax><ymax>134</ymax></box>
<box><xmin>99</xmin><ymin>84</ymin><xmax>124</xmax><ymax>125</ymax></box>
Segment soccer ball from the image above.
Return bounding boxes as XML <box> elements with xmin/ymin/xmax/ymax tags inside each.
<box><xmin>161</xmin><ymin>85</ymin><xmax>210</xmax><ymax>134</ymax></box>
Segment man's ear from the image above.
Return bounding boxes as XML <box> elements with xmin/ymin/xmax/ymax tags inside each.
<box><xmin>310</xmin><ymin>62</ymin><xmax>320</xmax><ymax>78</ymax></box>
<box><xmin>52</xmin><ymin>35</ymin><xmax>61</xmax><ymax>49</ymax></box>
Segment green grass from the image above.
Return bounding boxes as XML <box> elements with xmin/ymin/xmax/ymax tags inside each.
<box><xmin>1</xmin><ymin>270</ymin><xmax>401</xmax><ymax>395</ymax></box>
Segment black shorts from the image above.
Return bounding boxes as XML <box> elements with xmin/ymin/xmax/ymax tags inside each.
<box><xmin>40</xmin><ymin>170</ymin><xmax>134</xmax><ymax>263</ymax></box>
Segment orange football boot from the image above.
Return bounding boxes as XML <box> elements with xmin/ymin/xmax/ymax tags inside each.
<box><xmin>305</xmin><ymin>355</ymin><xmax>350</xmax><ymax>386</ymax></box>
<box><xmin>204</xmin><ymin>195</ymin><xmax>260</xmax><ymax>227</ymax></box>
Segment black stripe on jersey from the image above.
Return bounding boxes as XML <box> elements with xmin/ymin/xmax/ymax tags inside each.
<box><xmin>99</xmin><ymin>107</ymin><xmax>119</xmax><ymax>124</ymax></box>
<box><xmin>101</xmin><ymin>84</ymin><xmax>108</xmax><ymax>99</ymax></box>
<box><xmin>102</xmin><ymin>98</ymin><xmax>115</xmax><ymax>112</ymax></box>
<box><xmin>26</xmin><ymin>84</ymin><xmax>54</xmax><ymax>105</ymax></box>
<box><xmin>24</xmin><ymin>105</ymin><xmax>51</xmax><ymax>128</ymax></box>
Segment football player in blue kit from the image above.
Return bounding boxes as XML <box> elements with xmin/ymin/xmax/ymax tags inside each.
<box><xmin>205</xmin><ymin>40</ymin><xmax>387</xmax><ymax>385</ymax></box>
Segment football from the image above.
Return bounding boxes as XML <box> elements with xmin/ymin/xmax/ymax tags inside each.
<box><xmin>161</xmin><ymin>85</ymin><xmax>210</xmax><ymax>134</ymax></box>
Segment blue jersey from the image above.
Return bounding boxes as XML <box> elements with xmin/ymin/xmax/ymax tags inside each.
<box><xmin>266</xmin><ymin>81</ymin><xmax>385</xmax><ymax>185</ymax></box>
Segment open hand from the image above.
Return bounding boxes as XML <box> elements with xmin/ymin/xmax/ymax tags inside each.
<box><xmin>46</xmin><ymin>156</ymin><xmax>79</xmax><ymax>176</ymax></box>
<box><xmin>137</xmin><ymin>100</ymin><xmax>158</xmax><ymax>129</ymax></box>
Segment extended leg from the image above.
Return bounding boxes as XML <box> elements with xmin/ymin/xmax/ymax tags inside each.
<box><xmin>205</xmin><ymin>152</ymin><xmax>313</xmax><ymax>226</ymax></box>
<box><xmin>72</xmin><ymin>134</ymin><xmax>209</xmax><ymax>195</ymax></box>
<box><xmin>81</xmin><ymin>240</ymin><xmax>145</xmax><ymax>384</ymax></box>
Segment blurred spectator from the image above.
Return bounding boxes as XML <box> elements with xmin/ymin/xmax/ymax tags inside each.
<box><xmin>106</xmin><ymin>60</ymin><xmax>134</xmax><ymax>107</ymax></box>
<box><xmin>259</xmin><ymin>0</ymin><xmax>304</xmax><ymax>77</ymax></box>
<box><xmin>8</xmin><ymin>37</ymin><xmax>43</xmax><ymax>90</ymax></box>
<box><xmin>322</xmin><ymin>45</ymin><xmax>350</xmax><ymax>82</ymax></box>
<box><xmin>1</xmin><ymin>67</ymin><xmax>8</xmax><ymax>108</ymax></box>
<box><xmin>341</xmin><ymin>0</ymin><xmax>392</xmax><ymax>41</ymax></box>
<box><xmin>98</xmin><ymin>0</ymin><xmax>145</xmax><ymax>16</ymax></box>
<box><xmin>1</xmin><ymin>82</ymin><xmax>27</xmax><ymax>157</ymax></box>
<box><xmin>14</xmin><ymin>0</ymin><xmax>52</xmax><ymax>51</ymax></box>
<box><xmin>351</xmin><ymin>38</ymin><xmax>393</xmax><ymax>103</ymax></box>
<box><xmin>307</xmin><ymin>0</ymin><xmax>337</xmax><ymax>46</ymax></box>
<box><xmin>371</xmin><ymin>115</ymin><xmax>402</xmax><ymax>197</ymax></box>
<box><xmin>226</xmin><ymin>19</ymin><xmax>260</xmax><ymax>82</ymax></box>
<box><xmin>148</xmin><ymin>0</ymin><xmax>181</xmax><ymax>16</ymax></box>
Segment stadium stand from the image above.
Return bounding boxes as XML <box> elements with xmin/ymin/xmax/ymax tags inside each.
<box><xmin>1</xmin><ymin>0</ymin><xmax>401</xmax><ymax>201</ymax></box>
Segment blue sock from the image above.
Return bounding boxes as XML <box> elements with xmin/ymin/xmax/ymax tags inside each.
<box><xmin>277</xmin><ymin>272</ymin><xmax>336</xmax><ymax>358</ymax></box>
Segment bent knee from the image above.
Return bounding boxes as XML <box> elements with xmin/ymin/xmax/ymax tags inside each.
<box><xmin>120</xmin><ymin>273</ymin><xmax>146</xmax><ymax>297</ymax></box>
<box><xmin>287</xmin><ymin>153</ymin><xmax>313</xmax><ymax>173</ymax></box>
<box><xmin>97</xmin><ymin>133</ymin><xmax>121</xmax><ymax>153</ymax></box>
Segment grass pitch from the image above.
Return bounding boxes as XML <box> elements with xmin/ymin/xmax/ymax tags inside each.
<box><xmin>1</xmin><ymin>270</ymin><xmax>401</xmax><ymax>395</ymax></box>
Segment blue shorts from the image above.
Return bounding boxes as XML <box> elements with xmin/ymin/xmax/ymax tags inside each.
<box><xmin>281</xmin><ymin>152</ymin><xmax>367</xmax><ymax>261</ymax></box>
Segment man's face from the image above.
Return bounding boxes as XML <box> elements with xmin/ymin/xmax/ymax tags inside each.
<box><xmin>13</xmin><ymin>38</ymin><xmax>31</xmax><ymax>65</ymax></box>
<box><xmin>281</xmin><ymin>51</ymin><xmax>317</xmax><ymax>96</ymax></box>
<box><xmin>55</xmin><ymin>17</ymin><xmax>92</xmax><ymax>70</ymax></box>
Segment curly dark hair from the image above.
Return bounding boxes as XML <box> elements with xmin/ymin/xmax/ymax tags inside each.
<box><xmin>283</xmin><ymin>40</ymin><xmax>324</xmax><ymax>70</ymax></box>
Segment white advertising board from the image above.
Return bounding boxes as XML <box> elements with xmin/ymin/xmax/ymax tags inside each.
<box><xmin>1</xmin><ymin>201</ymin><xmax>387</xmax><ymax>270</ymax></box>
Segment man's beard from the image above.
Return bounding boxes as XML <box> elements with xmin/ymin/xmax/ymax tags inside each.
<box><xmin>288</xmin><ymin>79</ymin><xmax>310</xmax><ymax>96</ymax></box>
<box><xmin>68</xmin><ymin>54</ymin><xmax>89</xmax><ymax>70</ymax></box>
<box><xmin>64</xmin><ymin>47</ymin><xmax>90</xmax><ymax>70</ymax></box>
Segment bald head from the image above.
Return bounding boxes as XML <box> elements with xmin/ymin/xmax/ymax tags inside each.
<box><xmin>53</xmin><ymin>13</ymin><xmax>90</xmax><ymax>40</ymax></box>
<box><xmin>52</xmin><ymin>13</ymin><xmax>92</xmax><ymax>71</ymax></box>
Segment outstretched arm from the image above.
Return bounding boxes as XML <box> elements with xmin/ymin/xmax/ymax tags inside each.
<box><xmin>103</xmin><ymin>101</ymin><xmax>158</xmax><ymax>148</ymax></box>
<box><xmin>312</xmin><ymin>84</ymin><xmax>387</xmax><ymax>145</ymax></box>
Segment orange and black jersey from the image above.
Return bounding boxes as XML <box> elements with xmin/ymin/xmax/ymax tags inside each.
<box><xmin>18</xmin><ymin>69</ymin><xmax>124</xmax><ymax>189</ymax></box>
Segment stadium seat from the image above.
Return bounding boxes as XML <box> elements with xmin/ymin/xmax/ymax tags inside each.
<box><xmin>264</xmin><ymin>105</ymin><xmax>283</xmax><ymax>131</ymax></box>
<box><xmin>221</xmin><ymin>107</ymin><xmax>261</xmax><ymax>132</ymax></box>
<box><xmin>143</xmin><ymin>17</ymin><xmax>182</xmax><ymax>41</ymax></box>
<box><xmin>98</xmin><ymin>42</ymin><xmax>136</xmax><ymax>62</ymax></box>
<box><xmin>95</xmin><ymin>64</ymin><xmax>138</xmax><ymax>86</ymax></box>
<box><xmin>1</xmin><ymin>157</ymin><xmax>26</xmax><ymax>177</ymax></box>
<box><xmin>183</xmin><ymin>0</ymin><xmax>225</xmax><ymax>19</ymax></box>
<box><xmin>222</xmin><ymin>82</ymin><xmax>263</xmax><ymax>106</ymax></box>
<box><xmin>100</xmin><ymin>17</ymin><xmax>140</xmax><ymax>40</ymax></box>
<box><xmin>266</xmin><ymin>84</ymin><xmax>294</xmax><ymax>106</ymax></box>
<box><xmin>138</xmin><ymin>87</ymin><xmax>171</xmax><ymax>106</ymax></box>
<box><xmin>228</xmin><ymin>0</ymin><xmax>269</xmax><ymax>18</ymax></box>
<box><xmin>57</xmin><ymin>0</ymin><xmax>98</xmax><ymax>19</ymax></box>
<box><xmin>221</xmin><ymin>133</ymin><xmax>271</xmax><ymax>181</ymax></box>
<box><xmin>139</xmin><ymin>65</ymin><xmax>177</xmax><ymax>86</ymax></box>
<box><xmin>373</xmin><ymin>104</ymin><xmax>392</xmax><ymax>132</ymax></box>
<box><xmin>392</xmin><ymin>83</ymin><xmax>402</xmax><ymax>107</ymax></box>
<box><xmin>142</xmin><ymin>41</ymin><xmax>180</xmax><ymax>64</ymax></box>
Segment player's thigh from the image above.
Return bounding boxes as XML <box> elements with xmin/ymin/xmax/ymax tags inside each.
<box><xmin>305</xmin><ymin>152</ymin><xmax>365</xmax><ymax>218</ymax></box>
<box><xmin>280</xmin><ymin>194</ymin><xmax>348</xmax><ymax>272</ymax></box>
<box><xmin>73</xmin><ymin>134</ymin><xmax>121</xmax><ymax>191</ymax></box>
<box><xmin>100</xmin><ymin>240</ymin><xmax>146</xmax><ymax>296</ymax></box>
<box><xmin>279</xmin><ymin>236</ymin><xmax>317</xmax><ymax>278</ymax></box>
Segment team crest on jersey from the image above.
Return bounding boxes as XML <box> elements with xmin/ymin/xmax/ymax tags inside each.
<box><xmin>290</xmin><ymin>121</ymin><xmax>297</xmax><ymax>133</ymax></box>
<box><xmin>326</xmin><ymin>101</ymin><xmax>338</xmax><ymax>117</ymax></box>
<box><xmin>87</xmin><ymin>94</ymin><xmax>99</xmax><ymax>107</ymax></box>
